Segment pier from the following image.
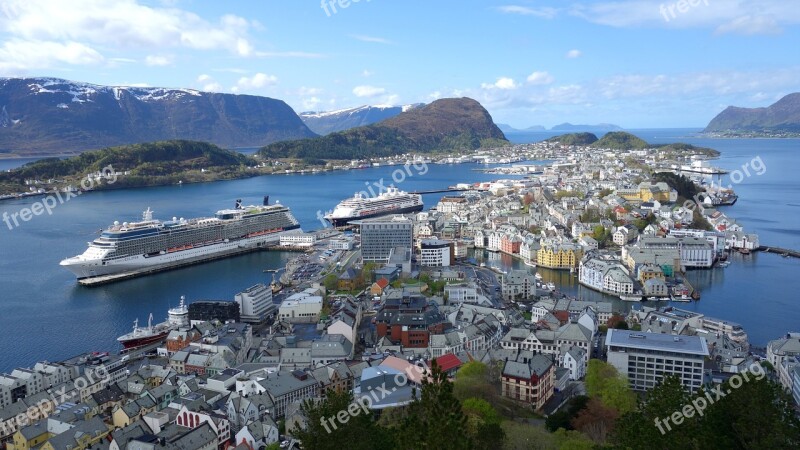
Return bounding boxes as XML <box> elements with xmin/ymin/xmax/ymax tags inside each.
<box><xmin>757</xmin><ymin>246</ymin><xmax>800</xmax><ymax>259</ymax></box>
<box><xmin>409</xmin><ymin>188</ymin><xmax>469</xmax><ymax>195</ymax></box>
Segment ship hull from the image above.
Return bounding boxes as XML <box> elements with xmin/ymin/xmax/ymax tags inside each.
<box><xmin>326</xmin><ymin>204</ymin><xmax>424</xmax><ymax>227</ymax></box>
<box><xmin>119</xmin><ymin>331</ymin><xmax>170</xmax><ymax>349</ymax></box>
<box><xmin>62</xmin><ymin>227</ymin><xmax>301</xmax><ymax>285</ymax></box>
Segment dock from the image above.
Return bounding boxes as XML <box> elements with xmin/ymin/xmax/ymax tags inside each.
<box><xmin>409</xmin><ymin>188</ymin><xmax>469</xmax><ymax>195</ymax></box>
<box><xmin>78</xmin><ymin>245</ymin><xmax>275</xmax><ymax>286</ymax></box>
<box><xmin>757</xmin><ymin>246</ymin><xmax>800</xmax><ymax>259</ymax></box>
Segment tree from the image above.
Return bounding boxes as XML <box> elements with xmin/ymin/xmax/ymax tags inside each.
<box><xmin>545</xmin><ymin>395</ymin><xmax>589</xmax><ymax>432</ymax></box>
<box><xmin>585</xmin><ymin>360</ymin><xmax>635</xmax><ymax>414</ymax></box>
<box><xmin>571</xmin><ymin>397</ymin><xmax>618</xmax><ymax>444</ymax></box>
<box><xmin>453</xmin><ymin>362</ymin><xmax>498</xmax><ymax>405</ymax></box>
<box><xmin>361</xmin><ymin>262</ymin><xmax>376</xmax><ymax>283</ymax></box>
<box><xmin>395</xmin><ymin>360</ymin><xmax>474</xmax><ymax>449</ymax></box>
<box><xmin>295</xmin><ymin>390</ymin><xmax>393</xmax><ymax>450</ymax></box>
<box><xmin>323</xmin><ymin>274</ymin><xmax>338</xmax><ymax>292</ymax></box>
<box><xmin>462</xmin><ymin>398</ymin><xmax>505</xmax><ymax>450</ymax></box>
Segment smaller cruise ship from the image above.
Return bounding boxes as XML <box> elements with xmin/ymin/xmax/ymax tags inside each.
<box><xmin>324</xmin><ymin>187</ymin><xmax>423</xmax><ymax>227</ymax></box>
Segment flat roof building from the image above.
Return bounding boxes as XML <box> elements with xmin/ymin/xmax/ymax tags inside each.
<box><xmin>605</xmin><ymin>329</ymin><xmax>709</xmax><ymax>393</ymax></box>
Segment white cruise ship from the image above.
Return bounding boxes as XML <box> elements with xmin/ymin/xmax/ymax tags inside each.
<box><xmin>60</xmin><ymin>197</ymin><xmax>301</xmax><ymax>284</ymax></box>
<box><xmin>324</xmin><ymin>187</ymin><xmax>423</xmax><ymax>227</ymax></box>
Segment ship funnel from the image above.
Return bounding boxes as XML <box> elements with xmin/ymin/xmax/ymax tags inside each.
<box><xmin>263</xmin><ymin>195</ymin><xmax>270</xmax><ymax>206</ymax></box>
<box><xmin>235</xmin><ymin>199</ymin><xmax>243</xmax><ymax>210</ymax></box>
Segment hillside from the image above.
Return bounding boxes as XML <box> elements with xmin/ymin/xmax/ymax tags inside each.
<box><xmin>704</xmin><ymin>93</ymin><xmax>800</xmax><ymax>134</ymax></box>
<box><xmin>0</xmin><ymin>78</ymin><xmax>316</xmax><ymax>156</ymax></box>
<box><xmin>545</xmin><ymin>132</ymin><xmax>599</xmax><ymax>146</ymax></box>
<box><xmin>590</xmin><ymin>131</ymin><xmax>649</xmax><ymax>150</ymax></box>
<box><xmin>0</xmin><ymin>140</ymin><xmax>256</xmax><ymax>192</ymax></box>
<box><xmin>300</xmin><ymin>104</ymin><xmax>423</xmax><ymax>135</ymax></box>
<box><xmin>260</xmin><ymin>98</ymin><xmax>508</xmax><ymax>160</ymax></box>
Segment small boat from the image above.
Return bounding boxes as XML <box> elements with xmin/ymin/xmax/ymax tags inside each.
<box><xmin>620</xmin><ymin>295</ymin><xmax>642</xmax><ymax>302</ymax></box>
<box><xmin>647</xmin><ymin>296</ymin><xmax>659</xmax><ymax>301</ymax></box>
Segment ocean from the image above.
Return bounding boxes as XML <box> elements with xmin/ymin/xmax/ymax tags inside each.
<box><xmin>0</xmin><ymin>129</ymin><xmax>797</xmax><ymax>370</ymax></box>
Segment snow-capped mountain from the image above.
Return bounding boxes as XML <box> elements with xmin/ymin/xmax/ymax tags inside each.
<box><xmin>0</xmin><ymin>77</ymin><xmax>316</xmax><ymax>155</ymax></box>
<box><xmin>300</xmin><ymin>103</ymin><xmax>424</xmax><ymax>135</ymax></box>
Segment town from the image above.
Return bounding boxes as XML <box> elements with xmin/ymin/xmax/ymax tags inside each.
<box><xmin>1</xmin><ymin>137</ymin><xmax>797</xmax><ymax>449</ymax></box>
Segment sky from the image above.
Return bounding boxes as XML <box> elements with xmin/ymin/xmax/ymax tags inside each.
<box><xmin>0</xmin><ymin>0</ymin><xmax>798</xmax><ymax>128</ymax></box>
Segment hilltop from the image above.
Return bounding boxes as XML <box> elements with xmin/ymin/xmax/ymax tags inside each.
<box><xmin>260</xmin><ymin>98</ymin><xmax>508</xmax><ymax>160</ymax></box>
<box><xmin>300</xmin><ymin>104</ymin><xmax>424</xmax><ymax>135</ymax></box>
<box><xmin>545</xmin><ymin>132</ymin><xmax>599</xmax><ymax>146</ymax></box>
<box><xmin>590</xmin><ymin>131</ymin><xmax>649</xmax><ymax>150</ymax></box>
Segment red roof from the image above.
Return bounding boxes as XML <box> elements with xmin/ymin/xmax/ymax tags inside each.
<box><xmin>435</xmin><ymin>353</ymin><xmax>463</xmax><ymax>372</ymax></box>
<box><xmin>375</xmin><ymin>278</ymin><xmax>390</xmax><ymax>289</ymax></box>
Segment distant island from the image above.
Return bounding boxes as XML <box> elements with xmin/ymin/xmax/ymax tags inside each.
<box><xmin>259</xmin><ymin>98</ymin><xmax>509</xmax><ymax>161</ymax></box>
<box><xmin>546</xmin><ymin>131</ymin><xmax>720</xmax><ymax>156</ymax></box>
<box><xmin>498</xmin><ymin>122</ymin><xmax>623</xmax><ymax>133</ymax></box>
<box><xmin>704</xmin><ymin>93</ymin><xmax>800</xmax><ymax>137</ymax></box>
<box><xmin>0</xmin><ymin>77</ymin><xmax>317</xmax><ymax>157</ymax></box>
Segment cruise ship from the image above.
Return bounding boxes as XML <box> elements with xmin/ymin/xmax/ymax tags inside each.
<box><xmin>118</xmin><ymin>296</ymin><xmax>190</xmax><ymax>349</ymax></box>
<box><xmin>60</xmin><ymin>197</ymin><xmax>302</xmax><ymax>284</ymax></box>
<box><xmin>324</xmin><ymin>187</ymin><xmax>423</xmax><ymax>227</ymax></box>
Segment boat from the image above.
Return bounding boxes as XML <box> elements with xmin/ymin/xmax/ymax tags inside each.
<box><xmin>60</xmin><ymin>197</ymin><xmax>302</xmax><ymax>283</ymax></box>
<box><xmin>620</xmin><ymin>295</ymin><xmax>642</xmax><ymax>302</ymax></box>
<box><xmin>117</xmin><ymin>297</ymin><xmax>189</xmax><ymax>349</ymax></box>
<box><xmin>647</xmin><ymin>296</ymin><xmax>660</xmax><ymax>301</ymax></box>
<box><xmin>324</xmin><ymin>187</ymin><xmax>423</xmax><ymax>227</ymax></box>
<box><xmin>671</xmin><ymin>295</ymin><xmax>692</xmax><ymax>303</ymax></box>
<box><xmin>524</xmin><ymin>260</ymin><xmax>536</xmax><ymax>268</ymax></box>
<box><xmin>738</xmin><ymin>248</ymin><xmax>751</xmax><ymax>255</ymax></box>
<box><xmin>718</xmin><ymin>261</ymin><xmax>731</xmax><ymax>268</ymax></box>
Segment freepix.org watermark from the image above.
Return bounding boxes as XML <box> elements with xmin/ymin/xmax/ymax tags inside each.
<box><xmin>321</xmin><ymin>0</ymin><xmax>371</xmax><ymax>17</ymax></box>
<box><xmin>2</xmin><ymin>165</ymin><xmax>117</xmax><ymax>231</ymax></box>
<box><xmin>681</xmin><ymin>155</ymin><xmax>766</xmax><ymax>212</ymax></box>
<box><xmin>660</xmin><ymin>0</ymin><xmax>709</xmax><ymax>23</ymax></box>
<box><xmin>320</xmin><ymin>359</ymin><xmax>429</xmax><ymax>433</ymax></box>
<box><xmin>654</xmin><ymin>362</ymin><xmax>766</xmax><ymax>435</ymax></box>
<box><xmin>315</xmin><ymin>160</ymin><xmax>429</xmax><ymax>228</ymax></box>
<box><xmin>13</xmin><ymin>365</ymin><xmax>111</xmax><ymax>428</ymax></box>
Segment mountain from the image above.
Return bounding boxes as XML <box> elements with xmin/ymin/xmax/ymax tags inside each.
<box><xmin>0</xmin><ymin>77</ymin><xmax>317</xmax><ymax>156</ymax></box>
<box><xmin>590</xmin><ymin>131</ymin><xmax>649</xmax><ymax>150</ymax></box>
<box><xmin>546</xmin><ymin>132</ymin><xmax>599</xmax><ymax>146</ymax></box>
<box><xmin>551</xmin><ymin>122</ymin><xmax>623</xmax><ymax>132</ymax></box>
<box><xmin>704</xmin><ymin>93</ymin><xmax>800</xmax><ymax>133</ymax></box>
<box><xmin>497</xmin><ymin>123</ymin><xmax>547</xmax><ymax>133</ymax></box>
<box><xmin>260</xmin><ymin>98</ymin><xmax>508</xmax><ymax>160</ymax></box>
<box><xmin>300</xmin><ymin>104</ymin><xmax>424</xmax><ymax>135</ymax></box>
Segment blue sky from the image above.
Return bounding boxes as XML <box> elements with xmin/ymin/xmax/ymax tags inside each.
<box><xmin>1</xmin><ymin>0</ymin><xmax>798</xmax><ymax>128</ymax></box>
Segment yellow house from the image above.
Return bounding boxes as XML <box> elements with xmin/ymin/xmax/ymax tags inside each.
<box><xmin>9</xmin><ymin>422</ymin><xmax>51</xmax><ymax>450</ymax></box>
<box><xmin>112</xmin><ymin>397</ymin><xmax>157</xmax><ymax>428</ymax></box>
<box><xmin>638</xmin><ymin>182</ymin><xmax>673</xmax><ymax>203</ymax></box>
<box><xmin>536</xmin><ymin>243</ymin><xmax>583</xmax><ymax>269</ymax></box>
<box><xmin>39</xmin><ymin>417</ymin><xmax>111</xmax><ymax>450</ymax></box>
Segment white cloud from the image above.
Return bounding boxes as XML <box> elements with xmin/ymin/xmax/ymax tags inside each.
<box><xmin>569</xmin><ymin>0</ymin><xmax>800</xmax><ymax>34</ymax></box>
<box><xmin>428</xmin><ymin>91</ymin><xmax>443</xmax><ymax>100</ymax></box>
<box><xmin>144</xmin><ymin>55</ymin><xmax>172</xmax><ymax>66</ymax></box>
<box><xmin>566</xmin><ymin>49</ymin><xmax>582</xmax><ymax>59</ymax></box>
<box><xmin>497</xmin><ymin>5</ymin><xmax>558</xmax><ymax>19</ymax></box>
<box><xmin>0</xmin><ymin>0</ymin><xmax>258</xmax><ymax>58</ymax></box>
<box><xmin>481</xmin><ymin>77</ymin><xmax>518</xmax><ymax>90</ymax></box>
<box><xmin>350</xmin><ymin>34</ymin><xmax>393</xmax><ymax>44</ymax></box>
<box><xmin>715</xmin><ymin>16</ymin><xmax>782</xmax><ymax>35</ymax></box>
<box><xmin>0</xmin><ymin>39</ymin><xmax>104</xmax><ymax>74</ymax></box>
<box><xmin>362</xmin><ymin>69</ymin><xmax>374</xmax><ymax>77</ymax></box>
<box><xmin>254</xmin><ymin>51</ymin><xmax>325</xmax><ymax>58</ymax></box>
<box><xmin>302</xmin><ymin>97</ymin><xmax>322</xmax><ymax>110</ymax></box>
<box><xmin>235</xmin><ymin>73</ymin><xmax>278</xmax><ymax>91</ymax></box>
<box><xmin>196</xmin><ymin>74</ymin><xmax>222</xmax><ymax>92</ymax></box>
<box><xmin>526</xmin><ymin>71</ymin><xmax>554</xmax><ymax>85</ymax></box>
<box><xmin>352</xmin><ymin>85</ymin><xmax>386</xmax><ymax>98</ymax></box>
<box><xmin>298</xmin><ymin>86</ymin><xmax>322</xmax><ymax>96</ymax></box>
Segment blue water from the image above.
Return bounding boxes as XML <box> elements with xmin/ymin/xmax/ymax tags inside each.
<box><xmin>0</xmin><ymin>130</ymin><xmax>798</xmax><ymax>370</ymax></box>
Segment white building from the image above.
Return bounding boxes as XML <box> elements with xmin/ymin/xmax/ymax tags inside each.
<box><xmin>278</xmin><ymin>293</ymin><xmax>323</xmax><ymax>323</ymax></box>
<box><xmin>235</xmin><ymin>284</ymin><xmax>275</xmax><ymax>323</ymax></box>
<box><xmin>328</xmin><ymin>237</ymin><xmax>354</xmax><ymax>250</ymax></box>
<box><xmin>605</xmin><ymin>330</ymin><xmax>709</xmax><ymax>393</ymax></box>
<box><xmin>563</xmin><ymin>347</ymin><xmax>587</xmax><ymax>380</ymax></box>
<box><xmin>279</xmin><ymin>233</ymin><xmax>316</xmax><ymax>247</ymax></box>
<box><xmin>420</xmin><ymin>239</ymin><xmax>452</xmax><ymax>267</ymax></box>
